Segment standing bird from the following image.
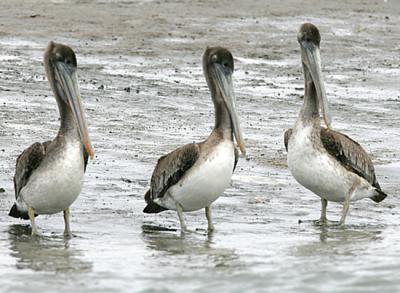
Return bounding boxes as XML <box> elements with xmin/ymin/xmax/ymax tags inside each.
<box><xmin>9</xmin><ymin>42</ymin><xmax>94</xmax><ymax>236</ymax></box>
<box><xmin>143</xmin><ymin>47</ymin><xmax>245</xmax><ymax>232</ymax></box>
<box><xmin>285</xmin><ymin>23</ymin><xmax>387</xmax><ymax>225</ymax></box>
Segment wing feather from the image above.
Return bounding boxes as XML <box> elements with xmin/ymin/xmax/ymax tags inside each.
<box><xmin>284</xmin><ymin>128</ymin><xmax>293</xmax><ymax>152</ymax></box>
<box><xmin>148</xmin><ymin>142</ymin><xmax>200</xmax><ymax>202</ymax></box>
<box><xmin>83</xmin><ymin>147</ymin><xmax>89</xmax><ymax>172</ymax></box>
<box><xmin>285</xmin><ymin>127</ymin><xmax>379</xmax><ymax>187</ymax></box>
<box><xmin>233</xmin><ymin>146</ymin><xmax>239</xmax><ymax>172</ymax></box>
<box><xmin>320</xmin><ymin>128</ymin><xmax>379</xmax><ymax>187</ymax></box>
<box><xmin>13</xmin><ymin>141</ymin><xmax>51</xmax><ymax>199</ymax></box>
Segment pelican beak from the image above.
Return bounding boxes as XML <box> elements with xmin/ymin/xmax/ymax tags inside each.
<box><xmin>212</xmin><ymin>64</ymin><xmax>246</xmax><ymax>155</ymax></box>
<box><xmin>302</xmin><ymin>41</ymin><xmax>332</xmax><ymax>128</ymax></box>
<box><xmin>54</xmin><ymin>62</ymin><xmax>94</xmax><ymax>159</ymax></box>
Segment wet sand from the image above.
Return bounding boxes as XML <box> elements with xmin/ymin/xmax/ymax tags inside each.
<box><xmin>0</xmin><ymin>0</ymin><xmax>399</xmax><ymax>292</ymax></box>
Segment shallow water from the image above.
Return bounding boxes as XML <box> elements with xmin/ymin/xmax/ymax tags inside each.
<box><xmin>0</xmin><ymin>0</ymin><xmax>399</xmax><ymax>292</ymax></box>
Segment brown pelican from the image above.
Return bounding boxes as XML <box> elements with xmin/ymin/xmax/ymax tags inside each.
<box><xmin>285</xmin><ymin>23</ymin><xmax>387</xmax><ymax>225</ymax></box>
<box><xmin>143</xmin><ymin>47</ymin><xmax>245</xmax><ymax>232</ymax></box>
<box><xmin>9</xmin><ymin>42</ymin><xmax>94</xmax><ymax>236</ymax></box>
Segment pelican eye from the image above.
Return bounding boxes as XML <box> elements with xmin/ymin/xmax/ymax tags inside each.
<box><xmin>55</xmin><ymin>52</ymin><xmax>63</xmax><ymax>62</ymax></box>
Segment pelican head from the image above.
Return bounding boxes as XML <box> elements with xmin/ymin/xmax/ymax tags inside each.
<box><xmin>298</xmin><ymin>23</ymin><xmax>332</xmax><ymax>128</ymax></box>
<box><xmin>44</xmin><ymin>41</ymin><xmax>94</xmax><ymax>159</ymax></box>
<box><xmin>203</xmin><ymin>47</ymin><xmax>245</xmax><ymax>155</ymax></box>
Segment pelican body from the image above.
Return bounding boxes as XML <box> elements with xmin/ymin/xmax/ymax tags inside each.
<box><xmin>143</xmin><ymin>47</ymin><xmax>245</xmax><ymax>232</ymax></box>
<box><xmin>285</xmin><ymin>23</ymin><xmax>387</xmax><ymax>225</ymax></box>
<box><xmin>9</xmin><ymin>42</ymin><xmax>94</xmax><ymax>236</ymax></box>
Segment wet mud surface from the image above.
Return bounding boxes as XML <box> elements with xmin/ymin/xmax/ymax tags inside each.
<box><xmin>0</xmin><ymin>0</ymin><xmax>399</xmax><ymax>292</ymax></box>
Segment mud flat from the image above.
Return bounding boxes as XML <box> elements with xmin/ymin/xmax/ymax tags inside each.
<box><xmin>0</xmin><ymin>0</ymin><xmax>399</xmax><ymax>292</ymax></box>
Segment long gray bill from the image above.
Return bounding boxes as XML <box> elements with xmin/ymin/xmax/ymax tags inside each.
<box><xmin>213</xmin><ymin>64</ymin><xmax>246</xmax><ymax>155</ymax></box>
<box><xmin>55</xmin><ymin>62</ymin><xmax>94</xmax><ymax>159</ymax></box>
<box><xmin>303</xmin><ymin>42</ymin><xmax>332</xmax><ymax>128</ymax></box>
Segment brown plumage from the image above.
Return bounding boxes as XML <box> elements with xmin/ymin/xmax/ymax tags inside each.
<box><xmin>144</xmin><ymin>143</ymin><xmax>200</xmax><ymax>213</ymax></box>
<box><xmin>284</xmin><ymin>127</ymin><xmax>387</xmax><ymax>203</ymax></box>
<box><xmin>143</xmin><ymin>130</ymin><xmax>239</xmax><ymax>213</ymax></box>
<box><xmin>298</xmin><ymin>23</ymin><xmax>321</xmax><ymax>47</ymax></box>
<box><xmin>9</xmin><ymin>139</ymin><xmax>89</xmax><ymax>219</ymax></box>
<box><xmin>9</xmin><ymin>42</ymin><xmax>92</xmax><ymax>227</ymax></box>
<box><xmin>286</xmin><ymin>23</ymin><xmax>387</xmax><ymax>225</ymax></box>
<box><xmin>10</xmin><ymin>142</ymin><xmax>50</xmax><ymax>219</ymax></box>
<box><xmin>13</xmin><ymin>142</ymin><xmax>50</xmax><ymax>200</ymax></box>
<box><xmin>143</xmin><ymin>47</ymin><xmax>244</xmax><ymax>232</ymax></box>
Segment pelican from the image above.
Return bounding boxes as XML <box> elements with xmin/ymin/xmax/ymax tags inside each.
<box><xmin>9</xmin><ymin>41</ymin><xmax>94</xmax><ymax>236</ymax></box>
<box><xmin>143</xmin><ymin>47</ymin><xmax>245</xmax><ymax>232</ymax></box>
<box><xmin>285</xmin><ymin>23</ymin><xmax>387</xmax><ymax>225</ymax></box>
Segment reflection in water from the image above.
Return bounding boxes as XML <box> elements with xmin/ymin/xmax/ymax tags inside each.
<box><xmin>283</xmin><ymin>224</ymin><xmax>391</xmax><ymax>290</ymax></box>
<box><xmin>293</xmin><ymin>224</ymin><xmax>384</xmax><ymax>257</ymax></box>
<box><xmin>318</xmin><ymin>224</ymin><xmax>383</xmax><ymax>244</ymax></box>
<box><xmin>141</xmin><ymin>225</ymin><xmax>242</xmax><ymax>271</ymax></box>
<box><xmin>8</xmin><ymin>225</ymin><xmax>92</xmax><ymax>273</ymax></box>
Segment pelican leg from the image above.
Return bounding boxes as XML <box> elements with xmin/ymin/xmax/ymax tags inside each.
<box><xmin>339</xmin><ymin>183</ymin><xmax>357</xmax><ymax>226</ymax></box>
<box><xmin>314</xmin><ymin>198</ymin><xmax>328</xmax><ymax>225</ymax></box>
<box><xmin>310</xmin><ymin>198</ymin><xmax>329</xmax><ymax>226</ymax></box>
<box><xmin>205</xmin><ymin>206</ymin><xmax>215</xmax><ymax>232</ymax></box>
<box><xmin>28</xmin><ymin>207</ymin><xmax>38</xmax><ymax>236</ymax></box>
<box><xmin>321</xmin><ymin>198</ymin><xmax>328</xmax><ymax>222</ymax></box>
<box><xmin>63</xmin><ymin>208</ymin><xmax>71</xmax><ymax>237</ymax></box>
<box><xmin>176</xmin><ymin>203</ymin><xmax>188</xmax><ymax>232</ymax></box>
<box><xmin>339</xmin><ymin>198</ymin><xmax>350</xmax><ymax>226</ymax></box>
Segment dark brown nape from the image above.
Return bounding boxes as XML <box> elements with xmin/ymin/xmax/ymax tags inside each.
<box><xmin>44</xmin><ymin>41</ymin><xmax>78</xmax><ymax>93</ymax></box>
<box><xmin>43</xmin><ymin>42</ymin><xmax>79</xmax><ymax>131</ymax></box>
<box><xmin>201</xmin><ymin>46</ymin><xmax>236</xmax><ymax>135</ymax></box>
<box><xmin>298</xmin><ymin>23</ymin><xmax>321</xmax><ymax>46</ymax></box>
<box><xmin>45</xmin><ymin>41</ymin><xmax>77</xmax><ymax>68</ymax></box>
<box><xmin>202</xmin><ymin>46</ymin><xmax>234</xmax><ymax>97</ymax></box>
<box><xmin>203</xmin><ymin>46</ymin><xmax>234</xmax><ymax>71</ymax></box>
